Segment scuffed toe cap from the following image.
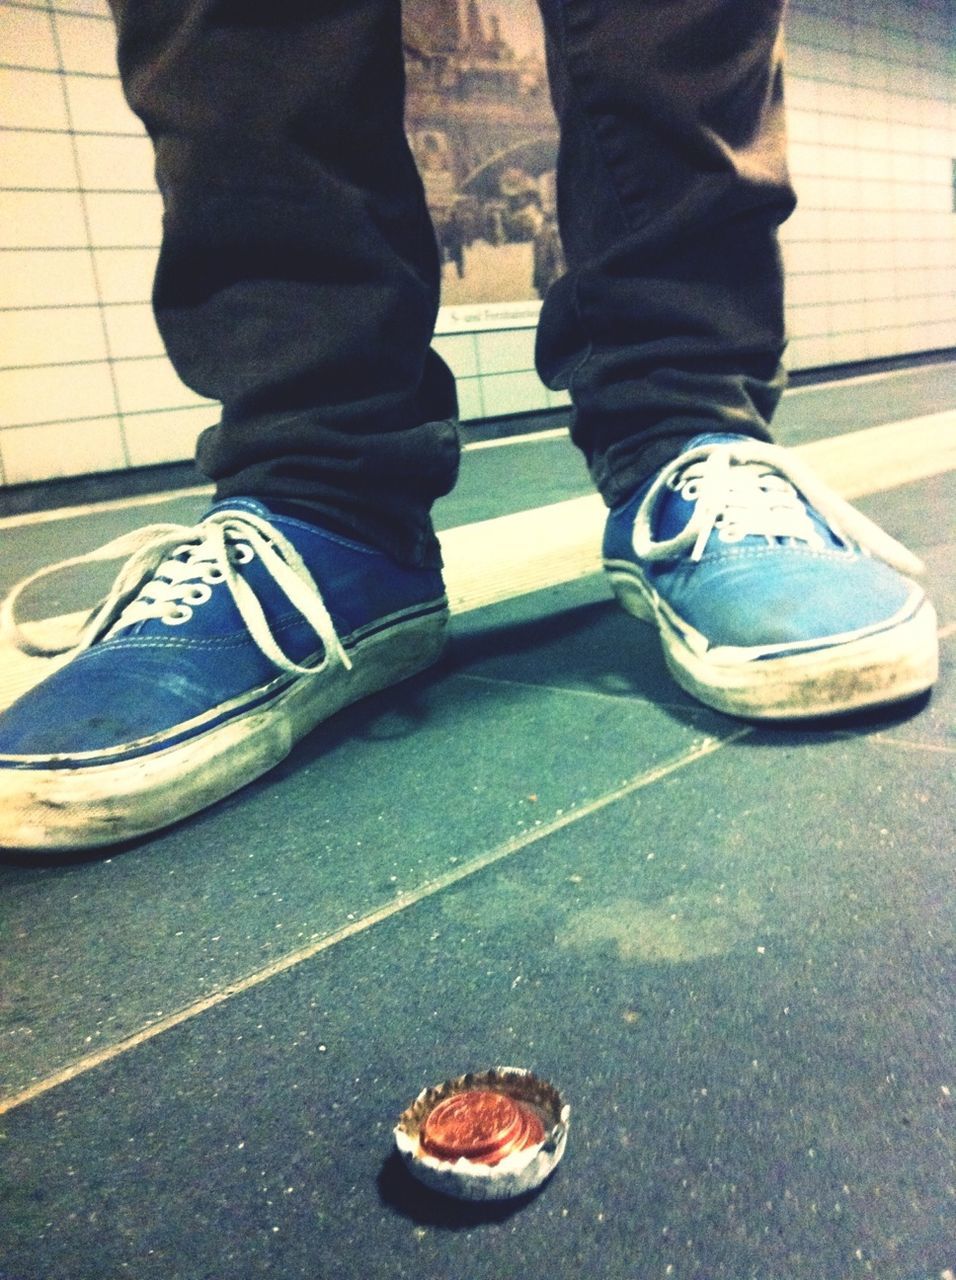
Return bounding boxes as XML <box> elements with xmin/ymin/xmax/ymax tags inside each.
<box><xmin>653</xmin><ymin>546</ymin><xmax>924</xmax><ymax>653</ymax></box>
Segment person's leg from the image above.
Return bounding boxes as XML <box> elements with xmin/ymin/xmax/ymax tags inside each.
<box><xmin>535</xmin><ymin>0</ymin><xmax>794</xmax><ymax>505</ymax></box>
<box><xmin>110</xmin><ymin>0</ymin><xmax>459</xmax><ymax>568</ymax></box>
<box><xmin>0</xmin><ymin>1</ymin><xmax>454</xmax><ymax>853</ymax></box>
<box><xmin>536</xmin><ymin>0</ymin><xmax>938</xmax><ymax>718</ymax></box>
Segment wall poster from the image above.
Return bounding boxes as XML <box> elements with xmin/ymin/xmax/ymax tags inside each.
<box><xmin>402</xmin><ymin>0</ymin><xmax>563</xmax><ymax>333</ymax></box>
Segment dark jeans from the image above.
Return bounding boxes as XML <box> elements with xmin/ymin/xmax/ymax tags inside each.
<box><xmin>109</xmin><ymin>0</ymin><xmax>796</xmax><ymax>568</ymax></box>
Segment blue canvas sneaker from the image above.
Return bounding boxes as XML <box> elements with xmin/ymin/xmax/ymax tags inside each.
<box><xmin>0</xmin><ymin>499</ymin><xmax>448</xmax><ymax>852</ymax></box>
<box><xmin>603</xmin><ymin>434</ymin><xmax>938</xmax><ymax>719</ymax></box>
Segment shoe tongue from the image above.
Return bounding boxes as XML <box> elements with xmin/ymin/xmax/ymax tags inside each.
<box><xmin>108</xmin><ymin>501</ymin><xmax>272</xmax><ymax>641</ymax></box>
<box><xmin>684</xmin><ymin>431</ymin><xmax>752</xmax><ymax>451</ymax></box>
<box><xmin>649</xmin><ymin>433</ymin><xmax>753</xmax><ymax>538</ymax></box>
<box><xmin>651</xmin><ymin>434</ymin><xmax>840</xmax><ymax>552</ymax></box>
<box><xmin>651</xmin><ymin>476</ymin><xmax>695</xmax><ymax>542</ymax></box>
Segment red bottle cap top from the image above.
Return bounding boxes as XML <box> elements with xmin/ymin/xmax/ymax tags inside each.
<box><xmin>394</xmin><ymin>1067</ymin><xmax>570</xmax><ymax>1200</ymax></box>
<box><xmin>420</xmin><ymin>1089</ymin><xmax>545</xmax><ymax>1165</ymax></box>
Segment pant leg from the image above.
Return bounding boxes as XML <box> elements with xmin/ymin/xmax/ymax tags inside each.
<box><xmin>108</xmin><ymin>0</ymin><xmax>459</xmax><ymax>567</ymax></box>
<box><xmin>535</xmin><ymin>0</ymin><xmax>797</xmax><ymax>506</ymax></box>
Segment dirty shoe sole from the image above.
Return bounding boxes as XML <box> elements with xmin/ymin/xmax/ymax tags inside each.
<box><xmin>606</xmin><ymin>563</ymin><xmax>939</xmax><ymax>720</ymax></box>
<box><xmin>0</xmin><ymin>605</ymin><xmax>448</xmax><ymax>853</ymax></box>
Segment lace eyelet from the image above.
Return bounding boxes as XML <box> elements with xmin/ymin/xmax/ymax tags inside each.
<box><xmin>182</xmin><ymin>583</ymin><xmax>213</xmax><ymax>606</ymax></box>
<box><xmin>163</xmin><ymin>604</ymin><xmax>193</xmax><ymax>626</ymax></box>
<box><xmin>232</xmin><ymin>543</ymin><xmax>254</xmax><ymax>565</ymax></box>
<box><xmin>203</xmin><ymin>567</ymin><xmax>225</xmax><ymax>584</ymax></box>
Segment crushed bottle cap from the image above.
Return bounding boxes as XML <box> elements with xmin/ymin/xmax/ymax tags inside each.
<box><xmin>394</xmin><ymin>1067</ymin><xmax>569</xmax><ymax>1201</ymax></box>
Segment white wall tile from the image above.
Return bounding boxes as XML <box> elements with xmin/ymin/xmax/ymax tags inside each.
<box><xmin>787</xmin><ymin>141</ymin><xmax>820</xmax><ymax>176</ymax></box>
<box><xmin>84</xmin><ymin>191</ymin><xmax>162</xmax><ymax>248</ymax></box>
<box><xmin>824</xmin><ymin>239</ymin><xmax>865</xmax><ymax>274</ymax></box>
<box><xmin>475</xmin><ymin>327</ymin><xmax>536</xmax><ymax>375</ymax></box>
<box><xmin>92</xmin><ymin>247</ymin><xmax>157</xmax><ymax>303</ymax></box>
<box><xmin>112</xmin><ymin>356</ymin><xmax>214</xmax><ymax>415</ymax></box>
<box><xmin>826</xmin><ymin>270</ymin><xmax>865</xmax><ymax>305</ymax></box>
<box><xmin>479</xmin><ymin>371</ymin><xmax>550</xmax><ymax>418</ymax></box>
<box><xmin>788</xmin><ymin>303</ymin><xmax>831</xmax><ymax>338</ymax></box>
<box><xmin>0</xmin><ymin>130</ymin><xmax>78</xmax><ymax>190</ymax></box>
<box><xmin>785</xmin><ymin>109</ymin><xmax>821</xmax><ymax>144</ymax></box>
<box><xmin>920</xmin><ymin>183</ymin><xmax>954</xmax><ymax>215</ymax></box>
<box><xmin>857</xmin><ymin>150</ymin><xmax>891</xmax><ymax>180</ymax></box>
<box><xmin>829</xmin><ymin>301</ymin><xmax>870</xmax><ymax>332</ymax></box>
<box><xmin>784</xmin><ymin>77</ymin><xmax>822</xmax><ymax>111</ymax></box>
<box><xmin>122</xmin><ymin>407</ymin><xmax>219</xmax><ymax>467</ymax></box>
<box><xmin>867</xmin><ymin>298</ymin><xmax>904</xmax><ymax>328</ymax></box>
<box><xmin>865</xmin><ymin>327</ymin><xmax>907</xmax><ymax>359</ymax></box>
<box><xmin>0</xmin><ymin>248</ymin><xmax>98</xmax><ymax>308</ymax></box>
<box><xmin>0</xmin><ymin>4</ymin><xmax>58</xmax><ymax>70</ymax></box>
<box><xmin>929</xmin><ymin>319</ymin><xmax>956</xmax><ymax>348</ymax></box>
<box><xmin>0</xmin><ymin>361</ymin><xmax>116</xmax><ymax>428</ymax></box>
<box><xmin>786</xmin><ymin>334</ymin><xmax>834</xmax><ymax>369</ymax></box>
<box><xmin>0</xmin><ymin>67</ymin><xmax>69</xmax><ymax>130</ymax></box>
<box><xmin>64</xmin><ymin>73</ymin><xmax>142</xmax><ymax>134</ymax></box>
<box><xmin>432</xmin><ymin>333</ymin><xmax>479</xmax><ymax>379</ymax></box>
<box><xmin>830</xmin><ymin>330</ymin><xmax>869</xmax><ymax>363</ymax></box>
<box><xmin>854</xmin><ymin>118</ymin><xmax>892</xmax><ymax>150</ymax></box>
<box><xmin>784</xmin><ymin>208</ymin><xmax>828</xmax><ymax>241</ymax></box>
<box><xmin>102</xmin><ymin>303</ymin><xmax>165</xmax><ymax>359</ymax></box>
<box><xmin>0</xmin><ymin>416</ymin><xmax>126</xmax><ymax>483</ymax></box>
<box><xmin>0</xmin><ymin>304</ymin><xmax>107</xmax><ymax>367</ymax></box>
<box><xmin>74</xmin><ymin>133</ymin><xmax>156</xmax><ymax>191</ymax></box>
<box><xmin>0</xmin><ymin>190</ymin><xmax>88</xmax><ymax>248</ymax></box>
<box><xmin>787</xmin><ymin>272</ymin><xmax>831</xmax><ymax>306</ymax></box>
<box><xmin>51</xmin><ymin>11</ymin><xmax>119</xmax><ymax>77</ymax></box>
<box><xmin>51</xmin><ymin>0</ymin><xmax>111</xmax><ymax>15</ymax></box>
<box><xmin>455</xmin><ymin>378</ymin><xmax>484</xmax><ymax>422</ymax></box>
<box><xmin>782</xmin><ymin>240</ymin><xmax>822</xmax><ymax>274</ymax></box>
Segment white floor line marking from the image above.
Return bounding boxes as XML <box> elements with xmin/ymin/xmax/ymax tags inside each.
<box><xmin>463</xmin><ymin>426</ymin><xmax>568</xmax><ymax>450</ymax></box>
<box><xmin>0</xmin><ymin>729</ymin><xmax>745</xmax><ymax>1117</ymax></box>
<box><xmin>2</xmin><ymin>413</ymin><xmax>953</xmax><ymax>711</ymax></box>
<box><xmin>784</xmin><ymin>361</ymin><xmax>954</xmax><ymax>395</ymax></box>
<box><xmin>440</xmin><ymin>411</ymin><xmax>956</xmax><ymax>613</ymax></box>
<box><xmin>871</xmin><ymin>736</ymin><xmax>956</xmax><ymax>755</ymax></box>
<box><xmin>794</xmin><ymin>411</ymin><xmax>956</xmax><ymax>501</ymax></box>
<box><xmin>0</xmin><ymin>484</ymin><xmax>213</xmax><ymax>530</ymax></box>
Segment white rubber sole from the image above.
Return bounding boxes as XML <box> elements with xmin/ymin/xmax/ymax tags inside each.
<box><xmin>606</xmin><ymin>565</ymin><xmax>939</xmax><ymax>720</ymax></box>
<box><xmin>0</xmin><ymin>606</ymin><xmax>448</xmax><ymax>853</ymax></box>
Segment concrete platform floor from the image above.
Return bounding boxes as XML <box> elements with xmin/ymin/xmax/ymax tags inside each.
<box><xmin>0</xmin><ymin>363</ymin><xmax>954</xmax><ymax>1280</ymax></box>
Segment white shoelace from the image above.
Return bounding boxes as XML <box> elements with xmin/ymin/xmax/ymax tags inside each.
<box><xmin>1</xmin><ymin>510</ymin><xmax>353</xmax><ymax>676</ymax></box>
<box><xmin>631</xmin><ymin>440</ymin><xmax>925</xmax><ymax>575</ymax></box>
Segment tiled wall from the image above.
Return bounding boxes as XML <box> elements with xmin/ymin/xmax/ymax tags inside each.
<box><xmin>1</xmin><ymin>0</ymin><xmax>954</xmax><ymax>489</ymax></box>
<box><xmin>782</xmin><ymin>0</ymin><xmax>956</xmax><ymax>370</ymax></box>
<box><xmin>432</xmin><ymin>323</ymin><xmax>571</xmax><ymax>425</ymax></box>
<box><xmin>0</xmin><ymin>0</ymin><xmax>213</xmax><ymax>487</ymax></box>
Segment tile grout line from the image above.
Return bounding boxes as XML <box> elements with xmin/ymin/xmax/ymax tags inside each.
<box><xmin>448</xmin><ymin>668</ymin><xmax>707</xmax><ymax>716</ymax></box>
<box><xmin>0</xmin><ymin>728</ymin><xmax>748</xmax><ymax>1118</ymax></box>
